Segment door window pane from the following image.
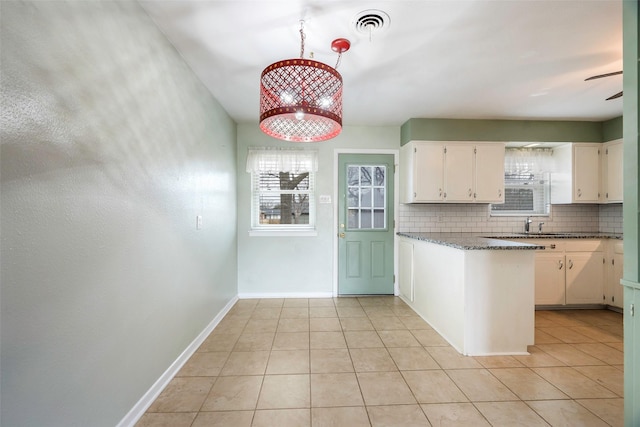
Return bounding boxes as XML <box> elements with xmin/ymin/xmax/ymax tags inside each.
<box><xmin>348</xmin><ymin>166</ymin><xmax>359</xmax><ymax>186</ymax></box>
<box><xmin>374</xmin><ymin>167</ymin><xmax>385</xmax><ymax>186</ymax></box>
<box><xmin>346</xmin><ymin>164</ymin><xmax>386</xmax><ymax>230</ymax></box>
<box><xmin>361</xmin><ymin>210</ymin><xmax>372</xmax><ymax>228</ymax></box>
<box><xmin>360</xmin><ymin>167</ymin><xmax>372</xmax><ymax>185</ymax></box>
<box><xmin>374</xmin><ymin>188</ymin><xmax>384</xmax><ymax>207</ymax></box>
<box><xmin>361</xmin><ymin>188</ymin><xmax>371</xmax><ymax>207</ymax></box>
<box><xmin>347</xmin><ymin>209</ymin><xmax>359</xmax><ymax>228</ymax></box>
<box><xmin>347</xmin><ymin>188</ymin><xmax>359</xmax><ymax>207</ymax></box>
<box><xmin>373</xmin><ymin>209</ymin><xmax>385</xmax><ymax>228</ymax></box>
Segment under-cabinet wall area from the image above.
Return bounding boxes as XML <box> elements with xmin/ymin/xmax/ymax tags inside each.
<box><xmin>397</xmin><ymin>203</ymin><xmax>622</xmax><ymax>235</ymax></box>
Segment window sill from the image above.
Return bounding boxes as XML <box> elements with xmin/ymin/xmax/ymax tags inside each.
<box><xmin>249</xmin><ymin>229</ymin><xmax>318</xmax><ymax>237</ymax></box>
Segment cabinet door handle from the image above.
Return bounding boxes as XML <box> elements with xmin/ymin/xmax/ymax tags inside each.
<box><xmin>468</xmin><ymin>189</ymin><xmax>472</xmax><ymax>197</ymax></box>
<box><xmin>498</xmin><ymin>189</ymin><xmax>502</xmax><ymax>197</ymax></box>
<box><xmin>577</xmin><ymin>189</ymin><xmax>582</xmax><ymax>197</ymax></box>
<box><xmin>568</xmin><ymin>259</ymin><xmax>574</xmax><ymax>269</ymax></box>
<box><xmin>439</xmin><ymin>188</ymin><xmax>442</xmax><ymax>198</ymax></box>
<box><xmin>558</xmin><ymin>260</ymin><xmax>564</xmax><ymax>270</ymax></box>
<box><xmin>550</xmin><ymin>244</ymin><xmax>556</xmax><ymax>249</ymax></box>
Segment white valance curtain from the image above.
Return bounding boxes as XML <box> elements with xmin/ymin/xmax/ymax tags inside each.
<box><xmin>504</xmin><ymin>147</ymin><xmax>553</xmax><ymax>175</ymax></box>
<box><xmin>246</xmin><ymin>148</ymin><xmax>318</xmax><ymax>173</ymax></box>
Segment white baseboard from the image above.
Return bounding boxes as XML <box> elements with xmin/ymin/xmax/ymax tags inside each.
<box><xmin>116</xmin><ymin>295</ymin><xmax>239</xmax><ymax>427</ymax></box>
<box><xmin>238</xmin><ymin>292</ymin><xmax>334</xmax><ymax>299</ymax></box>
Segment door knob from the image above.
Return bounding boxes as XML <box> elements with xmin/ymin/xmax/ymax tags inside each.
<box><xmin>339</xmin><ymin>232</ymin><xmax>346</xmax><ymax>238</ymax></box>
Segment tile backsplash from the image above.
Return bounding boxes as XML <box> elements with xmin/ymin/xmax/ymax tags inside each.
<box><xmin>598</xmin><ymin>204</ymin><xmax>624</xmax><ymax>234</ymax></box>
<box><xmin>398</xmin><ymin>203</ymin><xmax>623</xmax><ymax>235</ymax></box>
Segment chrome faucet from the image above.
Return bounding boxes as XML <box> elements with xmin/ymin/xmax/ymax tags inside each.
<box><xmin>538</xmin><ymin>222</ymin><xmax>545</xmax><ymax>234</ymax></box>
<box><xmin>524</xmin><ymin>216</ymin><xmax>532</xmax><ymax>233</ymax></box>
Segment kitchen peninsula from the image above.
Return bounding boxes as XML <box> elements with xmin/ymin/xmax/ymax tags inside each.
<box><xmin>398</xmin><ymin>233</ymin><xmax>543</xmax><ymax>356</ymax></box>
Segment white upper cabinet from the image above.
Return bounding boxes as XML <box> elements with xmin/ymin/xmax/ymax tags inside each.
<box><xmin>551</xmin><ymin>143</ymin><xmax>601</xmax><ymax>204</ymax></box>
<box><xmin>574</xmin><ymin>144</ymin><xmax>601</xmax><ymax>202</ymax></box>
<box><xmin>400</xmin><ymin>141</ymin><xmax>505</xmax><ymax>204</ymax></box>
<box><xmin>602</xmin><ymin>139</ymin><xmax>623</xmax><ymax>203</ymax></box>
<box><xmin>475</xmin><ymin>144</ymin><xmax>505</xmax><ymax>203</ymax></box>
<box><xmin>400</xmin><ymin>142</ymin><xmax>444</xmax><ymax>202</ymax></box>
<box><xmin>443</xmin><ymin>144</ymin><xmax>474</xmax><ymax>201</ymax></box>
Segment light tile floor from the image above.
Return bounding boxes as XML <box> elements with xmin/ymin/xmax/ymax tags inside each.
<box><xmin>136</xmin><ymin>297</ymin><xmax>624</xmax><ymax>427</ymax></box>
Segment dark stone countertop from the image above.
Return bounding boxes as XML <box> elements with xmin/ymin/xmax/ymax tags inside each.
<box><xmin>397</xmin><ymin>232</ymin><xmax>544</xmax><ymax>250</ymax></box>
<box><xmin>397</xmin><ymin>232</ymin><xmax>622</xmax><ymax>251</ymax></box>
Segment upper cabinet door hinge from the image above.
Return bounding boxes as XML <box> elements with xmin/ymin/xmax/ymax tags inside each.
<box><xmin>444</xmin><ymin>147</ymin><xmax>447</xmax><ymax>154</ymax></box>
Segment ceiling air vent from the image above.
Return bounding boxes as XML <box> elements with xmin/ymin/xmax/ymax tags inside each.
<box><xmin>352</xmin><ymin>9</ymin><xmax>390</xmax><ymax>39</ymax></box>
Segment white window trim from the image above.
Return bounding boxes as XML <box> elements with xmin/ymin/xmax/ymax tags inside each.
<box><xmin>246</xmin><ymin>148</ymin><xmax>318</xmax><ymax>236</ymax></box>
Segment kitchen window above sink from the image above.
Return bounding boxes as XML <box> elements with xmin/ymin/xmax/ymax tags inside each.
<box><xmin>491</xmin><ymin>147</ymin><xmax>552</xmax><ymax>216</ymax></box>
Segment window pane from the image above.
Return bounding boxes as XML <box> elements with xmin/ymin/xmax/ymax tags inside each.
<box><xmin>361</xmin><ymin>210</ymin><xmax>372</xmax><ymax>228</ymax></box>
<box><xmin>374</xmin><ymin>167</ymin><xmax>385</xmax><ymax>186</ymax></box>
<box><xmin>360</xmin><ymin>167</ymin><xmax>372</xmax><ymax>185</ymax></box>
<box><xmin>361</xmin><ymin>188</ymin><xmax>372</xmax><ymax>207</ymax></box>
<box><xmin>373</xmin><ymin>209</ymin><xmax>385</xmax><ymax>228</ymax></box>
<box><xmin>492</xmin><ymin>188</ymin><xmax>534</xmax><ymax>211</ymax></box>
<box><xmin>258</xmin><ymin>193</ymin><xmax>310</xmax><ymax>225</ymax></box>
<box><xmin>347</xmin><ymin>188</ymin><xmax>359</xmax><ymax>207</ymax></box>
<box><xmin>374</xmin><ymin>188</ymin><xmax>384</xmax><ymax>207</ymax></box>
<box><xmin>347</xmin><ymin>209</ymin><xmax>359</xmax><ymax>228</ymax></box>
<box><xmin>348</xmin><ymin>166</ymin><xmax>359</xmax><ymax>186</ymax></box>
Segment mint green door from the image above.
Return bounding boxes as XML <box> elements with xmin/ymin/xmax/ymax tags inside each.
<box><xmin>338</xmin><ymin>154</ymin><xmax>395</xmax><ymax>295</ymax></box>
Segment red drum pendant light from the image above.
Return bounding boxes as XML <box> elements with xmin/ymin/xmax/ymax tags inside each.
<box><xmin>259</xmin><ymin>22</ymin><xmax>350</xmax><ymax>142</ymax></box>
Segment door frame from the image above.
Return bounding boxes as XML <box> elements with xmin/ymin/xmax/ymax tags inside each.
<box><xmin>333</xmin><ymin>149</ymin><xmax>400</xmax><ymax>297</ymax></box>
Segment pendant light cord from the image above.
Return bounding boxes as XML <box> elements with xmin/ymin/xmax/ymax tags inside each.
<box><xmin>335</xmin><ymin>53</ymin><xmax>342</xmax><ymax>69</ymax></box>
<box><xmin>299</xmin><ymin>20</ymin><xmax>305</xmax><ymax>59</ymax></box>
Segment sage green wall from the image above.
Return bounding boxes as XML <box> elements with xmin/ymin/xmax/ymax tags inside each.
<box><xmin>0</xmin><ymin>2</ymin><xmax>238</xmax><ymax>426</ymax></box>
<box><xmin>401</xmin><ymin>118</ymin><xmax>607</xmax><ymax>144</ymax></box>
<box><xmin>603</xmin><ymin>116</ymin><xmax>624</xmax><ymax>141</ymax></box>
<box><xmin>236</xmin><ymin>124</ymin><xmax>399</xmax><ymax>296</ymax></box>
<box><xmin>622</xmin><ymin>1</ymin><xmax>639</xmax><ymax>425</ymax></box>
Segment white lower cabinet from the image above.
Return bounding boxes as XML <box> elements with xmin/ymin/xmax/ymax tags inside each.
<box><xmin>534</xmin><ymin>252</ymin><xmax>566</xmax><ymax>305</ymax></box>
<box><xmin>605</xmin><ymin>240</ymin><xmax>624</xmax><ymax>309</ymax></box>
<box><xmin>522</xmin><ymin>239</ymin><xmax>604</xmax><ymax>306</ymax></box>
<box><xmin>565</xmin><ymin>249</ymin><xmax>605</xmax><ymax>304</ymax></box>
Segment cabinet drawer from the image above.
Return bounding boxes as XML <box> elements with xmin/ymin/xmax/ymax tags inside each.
<box><xmin>565</xmin><ymin>240</ymin><xmax>603</xmax><ymax>252</ymax></box>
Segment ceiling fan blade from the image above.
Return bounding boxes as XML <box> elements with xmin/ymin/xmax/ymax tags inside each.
<box><xmin>585</xmin><ymin>71</ymin><xmax>623</xmax><ymax>81</ymax></box>
<box><xmin>606</xmin><ymin>91</ymin><xmax>623</xmax><ymax>100</ymax></box>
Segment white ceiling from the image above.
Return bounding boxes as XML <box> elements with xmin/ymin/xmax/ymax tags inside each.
<box><xmin>140</xmin><ymin>0</ymin><xmax>623</xmax><ymax>127</ymax></box>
